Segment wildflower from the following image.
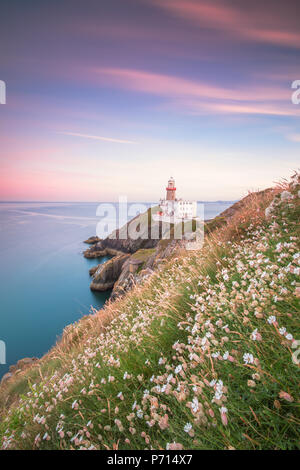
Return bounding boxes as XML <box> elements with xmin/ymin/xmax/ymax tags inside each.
<box><xmin>279</xmin><ymin>327</ymin><xmax>287</xmax><ymax>335</ymax></box>
<box><xmin>114</xmin><ymin>419</ymin><xmax>124</xmax><ymax>432</ymax></box>
<box><xmin>279</xmin><ymin>391</ymin><xmax>294</xmax><ymax>402</ymax></box>
<box><xmin>267</xmin><ymin>315</ymin><xmax>277</xmax><ymax>325</ymax></box>
<box><xmin>212</xmin><ymin>351</ymin><xmax>220</xmax><ymax>358</ymax></box>
<box><xmin>247</xmin><ymin>380</ymin><xmax>256</xmax><ymax>388</ymax></box>
<box><xmin>158</xmin><ymin>414</ymin><xmax>169</xmax><ymax>430</ymax></box>
<box><xmin>175</xmin><ymin>364</ymin><xmax>182</xmax><ymax>374</ymax></box>
<box><xmin>166</xmin><ymin>442</ymin><xmax>183</xmax><ymax>450</ymax></box>
<box><xmin>71</xmin><ymin>400</ymin><xmax>78</xmax><ymax>410</ymax></box>
<box><xmin>184</xmin><ymin>423</ymin><xmax>192</xmax><ymax>433</ymax></box>
<box><xmin>243</xmin><ymin>353</ymin><xmax>254</xmax><ymax>365</ymax></box>
<box><xmin>274</xmin><ymin>400</ymin><xmax>281</xmax><ymax>409</ymax></box>
<box><xmin>213</xmin><ymin>380</ymin><xmax>224</xmax><ymax>400</ymax></box>
<box><xmin>136</xmin><ymin>409</ymin><xmax>143</xmax><ymax>419</ymax></box>
<box><xmin>191</xmin><ymin>397</ymin><xmax>199</xmax><ymax>413</ymax></box>
<box><xmin>219</xmin><ymin>407</ymin><xmax>228</xmax><ymax>426</ymax></box>
<box><xmin>251</xmin><ymin>329</ymin><xmax>262</xmax><ymax>341</ymax></box>
<box><xmin>285</xmin><ymin>333</ymin><xmax>293</xmax><ymax>341</ymax></box>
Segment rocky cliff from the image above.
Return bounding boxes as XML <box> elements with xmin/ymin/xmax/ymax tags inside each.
<box><xmin>85</xmin><ymin>191</ymin><xmax>273</xmax><ymax>300</ymax></box>
<box><xmin>90</xmin><ymin>254</ymin><xmax>130</xmax><ymax>291</ymax></box>
<box><xmin>83</xmin><ymin>207</ymin><xmax>161</xmax><ymax>259</ymax></box>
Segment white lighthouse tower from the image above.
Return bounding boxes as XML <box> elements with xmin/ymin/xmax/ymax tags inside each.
<box><xmin>154</xmin><ymin>177</ymin><xmax>197</xmax><ymax>222</ymax></box>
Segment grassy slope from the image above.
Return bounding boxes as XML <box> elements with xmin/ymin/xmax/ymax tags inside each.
<box><xmin>0</xmin><ymin>177</ymin><xmax>299</xmax><ymax>450</ymax></box>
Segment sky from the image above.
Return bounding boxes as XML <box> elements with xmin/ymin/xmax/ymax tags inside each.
<box><xmin>0</xmin><ymin>0</ymin><xmax>299</xmax><ymax>202</ymax></box>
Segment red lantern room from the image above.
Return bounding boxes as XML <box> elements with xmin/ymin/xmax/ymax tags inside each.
<box><xmin>166</xmin><ymin>177</ymin><xmax>176</xmax><ymax>201</ymax></box>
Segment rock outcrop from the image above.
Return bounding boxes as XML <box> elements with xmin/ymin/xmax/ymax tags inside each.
<box><xmin>86</xmin><ymin>192</ymin><xmax>274</xmax><ymax>300</ymax></box>
<box><xmin>84</xmin><ymin>207</ymin><xmax>162</xmax><ymax>259</ymax></box>
<box><xmin>90</xmin><ymin>254</ymin><xmax>130</xmax><ymax>291</ymax></box>
<box><xmin>110</xmin><ymin>240</ymin><xmax>183</xmax><ymax>300</ymax></box>
<box><xmin>84</xmin><ymin>236</ymin><xmax>101</xmax><ymax>245</ymax></box>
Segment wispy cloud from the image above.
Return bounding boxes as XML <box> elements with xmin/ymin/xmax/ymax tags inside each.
<box><xmin>154</xmin><ymin>0</ymin><xmax>300</xmax><ymax>49</ymax></box>
<box><xmin>96</xmin><ymin>67</ymin><xmax>288</xmax><ymax>102</ymax></box>
<box><xmin>92</xmin><ymin>67</ymin><xmax>295</xmax><ymax>117</ymax></box>
<box><xmin>58</xmin><ymin>131</ymin><xmax>137</xmax><ymax>144</ymax></box>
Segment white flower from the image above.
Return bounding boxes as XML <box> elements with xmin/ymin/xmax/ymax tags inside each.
<box><xmin>279</xmin><ymin>327</ymin><xmax>286</xmax><ymax>335</ymax></box>
<box><xmin>285</xmin><ymin>333</ymin><xmax>293</xmax><ymax>341</ymax></box>
<box><xmin>175</xmin><ymin>364</ymin><xmax>182</xmax><ymax>374</ymax></box>
<box><xmin>184</xmin><ymin>423</ymin><xmax>192</xmax><ymax>433</ymax></box>
<box><xmin>267</xmin><ymin>315</ymin><xmax>276</xmax><ymax>325</ymax></box>
<box><xmin>219</xmin><ymin>406</ymin><xmax>227</xmax><ymax>414</ymax></box>
<box><xmin>281</xmin><ymin>190</ymin><xmax>293</xmax><ymax>201</ymax></box>
<box><xmin>191</xmin><ymin>397</ymin><xmax>199</xmax><ymax>413</ymax></box>
<box><xmin>212</xmin><ymin>351</ymin><xmax>220</xmax><ymax>358</ymax></box>
<box><xmin>213</xmin><ymin>380</ymin><xmax>224</xmax><ymax>400</ymax></box>
<box><xmin>136</xmin><ymin>409</ymin><xmax>143</xmax><ymax>419</ymax></box>
<box><xmin>223</xmin><ymin>351</ymin><xmax>229</xmax><ymax>360</ymax></box>
<box><xmin>243</xmin><ymin>353</ymin><xmax>254</xmax><ymax>365</ymax></box>
<box><xmin>251</xmin><ymin>329</ymin><xmax>258</xmax><ymax>340</ymax></box>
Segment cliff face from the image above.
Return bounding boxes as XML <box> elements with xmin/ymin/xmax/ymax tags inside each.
<box><xmin>85</xmin><ymin>193</ymin><xmax>275</xmax><ymax>300</ymax></box>
<box><xmin>110</xmin><ymin>240</ymin><xmax>183</xmax><ymax>300</ymax></box>
<box><xmin>85</xmin><ymin>206</ymin><xmax>181</xmax><ymax>298</ymax></box>
<box><xmin>90</xmin><ymin>254</ymin><xmax>130</xmax><ymax>291</ymax></box>
<box><xmin>84</xmin><ymin>207</ymin><xmax>161</xmax><ymax>259</ymax></box>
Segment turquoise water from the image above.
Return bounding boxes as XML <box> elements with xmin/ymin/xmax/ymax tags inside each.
<box><xmin>0</xmin><ymin>201</ymin><xmax>233</xmax><ymax>379</ymax></box>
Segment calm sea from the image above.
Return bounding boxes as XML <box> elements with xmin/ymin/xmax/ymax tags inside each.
<box><xmin>0</xmin><ymin>201</ymin><xmax>233</xmax><ymax>379</ymax></box>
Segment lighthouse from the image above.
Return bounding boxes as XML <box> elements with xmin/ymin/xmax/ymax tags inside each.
<box><xmin>154</xmin><ymin>177</ymin><xmax>197</xmax><ymax>221</ymax></box>
<box><xmin>166</xmin><ymin>177</ymin><xmax>176</xmax><ymax>201</ymax></box>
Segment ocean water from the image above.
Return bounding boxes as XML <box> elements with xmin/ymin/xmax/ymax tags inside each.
<box><xmin>0</xmin><ymin>200</ymin><xmax>233</xmax><ymax>379</ymax></box>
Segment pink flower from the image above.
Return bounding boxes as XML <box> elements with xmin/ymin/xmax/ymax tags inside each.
<box><xmin>167</xmin><ymin>442</ymin><xmax>183</xmax><ymax>450</ymax></box>
<box><xmin>279</xmin><ymin>391</ymin><xmax>294</xmax><ymax>402</ymax></box>
<box><xmin>220</xmin><ymin>407</ymin><xmax>228</xmax><ymax>426</ymax></box>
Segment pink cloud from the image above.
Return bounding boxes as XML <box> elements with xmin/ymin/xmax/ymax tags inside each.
<box><xmin>91</xmin><ymin>67</ymin><xmax>294</xmax><ymax>116</ymax></box>
<box><xmin>59</xmin><ymin>131</ymin><xmax>137</xmax><ymax>144</ymax></box>
<box><xmin>95</xmin><ymin>67</ymin><xmax>289</xmax><ymax>102</ymax></box>
<box><xmin>154</xmin><ymin>0</ymin><xmax>300</xmax><ymax>49</ymax></box>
